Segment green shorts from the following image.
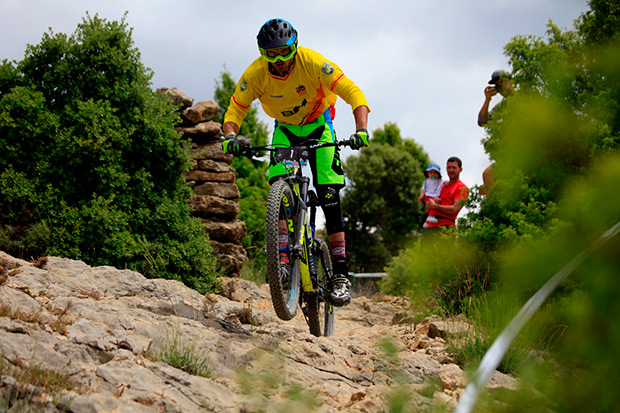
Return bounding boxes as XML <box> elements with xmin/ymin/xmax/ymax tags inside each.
<box><xmin>268</xmin><ymin>110</ymin><xmax>345</xmax><ymax>188</ymax></box>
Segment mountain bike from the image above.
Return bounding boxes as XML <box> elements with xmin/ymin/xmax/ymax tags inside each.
<box><xmin>239</xmin><ymin>137</ymin><xmax>354</xmax><ymax>337</ymax></box>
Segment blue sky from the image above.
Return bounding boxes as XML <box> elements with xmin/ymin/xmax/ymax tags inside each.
<box><xmin>1</xmin><ymin>0</ymin><xmax>590</xmax><ymax>218</ymax></box>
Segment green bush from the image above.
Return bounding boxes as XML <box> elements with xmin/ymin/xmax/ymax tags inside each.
<box><xmin>380</xmin><ymin>229</ymin><xmax>492</xmax><ymax>315</ymax></box>
<box><xmin>343</xmin><ymin>141</ymin><xmax>426</xmax><ymax>273</ymax></box>
<box><xmin>0</xmin><ymin>13</ymin><xmax>219</xmax><ymax>292</ymax></box>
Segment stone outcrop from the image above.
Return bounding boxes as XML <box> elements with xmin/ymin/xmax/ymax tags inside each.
<box><xmin>157</xmin><ymin>88</ymin><xmax>247</xmax><ymax>276</ymax></box>
<box><xmin>0</xmin><ymin>251</ymin><xmax>519</xmax><ymax>412</ymax></box>
<box><xmin>155</xmin><ymin>87</ymin><xmax>194</xmax><ymax>109</ymax></box>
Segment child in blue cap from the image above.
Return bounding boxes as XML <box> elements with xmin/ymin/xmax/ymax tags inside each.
<box><xmin>418</xmin><ymin>163</ymin><xmax>443</xmax><ymax>228</ymax></box>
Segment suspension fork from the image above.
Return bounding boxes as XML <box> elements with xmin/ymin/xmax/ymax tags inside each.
<box><xmin>291</xmin><ymin>176</ymin><xmax>313</xmax><ymax>292</ymax></box>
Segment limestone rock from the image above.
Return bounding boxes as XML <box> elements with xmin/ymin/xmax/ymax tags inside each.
<box><xmin>209</xmin><ymin>240</ymin><xmax>247</xmax><ymax>275</ymax></box>
<box><xmin>196</xmin><ymin>159</ymin><xmax>235</xmax><ymax>173</ymax></box>
<box><xmin>438</xmin><ymin>363</ymin><xmax>468</xmax><ymax>390</ymax></box>
<box><xmin>202</xmin><ymin>219</ymin><xmax>247</xmax><ymax>243</ymax></box>
<box><xmin>184</xmin><ymin>170</ymin><xmax>236</xmax><ymax>184</ymax></box>
<box><xmin>194</xmin><ymin>182</ymin><xmax>240</xmax><ymax>199</ymax></box>
<box><xmin>174</xmin><ymin>97</ymin><xmax>242</xmax><ymax>276</ymax></box>
<box><xmin>155</xmin><ymin>87</ymin><xmax>194</xmax><ymax>108</ymax></box>
<box><xmin>181</xmin><ymin>100</ymin><xmax>219</xmax><ymax>124</ymax></box>
<box><xmin>0</xmin><ymin>250</ymin><xmax>520</xmax><ymax>412</ymax></box>
<box><xmin>190</xmin><ymin>142</ymin><xmax>232</xmax><ymax>164</ymax></box>
<box><xmin>176</xmin><ymin>120</ymin><xmax>223</xmax><ymax>140</ymax></box>
<box><xmin>189</xmin><ymin>195</ymin><xmax>240</xmax><ymax>218</ymax></box>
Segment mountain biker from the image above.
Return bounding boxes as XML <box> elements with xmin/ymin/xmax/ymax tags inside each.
<box><xmin>221</xmin><ymin>18</ymin><xmax>370</xmax><ymax>306</ymax></box>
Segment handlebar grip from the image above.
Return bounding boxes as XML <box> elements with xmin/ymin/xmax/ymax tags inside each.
<box><xmin>341</xmin><ymin>137</ymin><xmax>355</xmax><ymax>149</ymax></box>
<box><xmin>238</xmin><ymin>145</ymin><xmax>253</xmax><ymax>158</ymax></box>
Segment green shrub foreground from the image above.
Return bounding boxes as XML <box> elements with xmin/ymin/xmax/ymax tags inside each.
<box><xmin>0</xmin><ymin>14</ymin><xmax>220</xmax><ymax>293</ymax></box>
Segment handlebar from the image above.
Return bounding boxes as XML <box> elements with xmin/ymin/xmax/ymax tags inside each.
<box><xmin>236</xmin><ymin>137</ymin><xmax>356</xmax><ymax>159</ymax></box>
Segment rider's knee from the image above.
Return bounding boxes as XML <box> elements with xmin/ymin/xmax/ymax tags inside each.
<box><xmin>317</xmin><ymin>186</ymin><xmax>345</xmax><ymax>234</ymax></box>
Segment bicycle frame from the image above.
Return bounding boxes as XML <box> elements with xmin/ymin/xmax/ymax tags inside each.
<box><xmin>273</xmin><ymin>153</ymin><xmax>314</xmax><ymax>293</ymax></box>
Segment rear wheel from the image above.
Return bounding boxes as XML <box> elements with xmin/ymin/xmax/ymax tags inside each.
<box><xmin>265</xmin><ymin>180</ymin><xmax>300</xmax><ymax>320</ymax></box>
<box><xmin>306</xmin><ymin>239</ymin><xmax>335</xmax><ymax>337</ymax></box>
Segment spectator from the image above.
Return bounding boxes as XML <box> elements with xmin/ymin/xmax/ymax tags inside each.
<box><xmin>426</xmin><ymin>157</ymin><xmax>468</xmax><ymax>229</ymax></box>
<box><xmin>478</xmin><ymin>69</ymin><xmax>513</xmax><ymax>127</ymax></box>
<box><xmin>481</xmin><ymin>163</ymin><xmax>496</xmax><ymax>196</ymax></box>
<box><xmin>478</xmin><ymin>70</ymin><xmax>512</xmax><ymax>195</ymax></box>
<box><xmin>418</xmin><ymin>163</ymin><xmax>443</xmax><ymax>228</ymax></box>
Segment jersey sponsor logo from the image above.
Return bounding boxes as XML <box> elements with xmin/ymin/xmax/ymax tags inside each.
<box><xmin>281</xmin><ymin>99</ymin><xmax>308</xmax><ymax>117</ymax></box>
<box><xmin>296</xmin><ymin>85</ymin><xmax>307</xmax><ymax>95</ymax></box>
<box><xmin>240</xmin><ymin>78</ymin><xmax>248</xmax><ymax>92</ymax></box>
<box><xmin>321</xmin><ymin>62</ymin><xmax>334</xmax><ymax>75</ymax></box>
<box><xmin>270</xmin><ymin>95</ymin><xmax>284</xmax><ymax>98</ymax></box>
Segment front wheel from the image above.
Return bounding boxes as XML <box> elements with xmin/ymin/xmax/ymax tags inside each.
<box><xmin>306</xmin><ymin>239</ymin><xmax>335</xmax><ymax>337</ymax></box>
<box><xmin>265</xmin><ymin>180</ymin><xmax>300</xmax><ymax>320</ymax></box>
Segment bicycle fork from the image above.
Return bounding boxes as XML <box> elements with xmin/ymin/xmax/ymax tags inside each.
<box><xmin>291</xmin><ymin>176</ymin><xmax>314</xmax><ymax>293</ymax></box>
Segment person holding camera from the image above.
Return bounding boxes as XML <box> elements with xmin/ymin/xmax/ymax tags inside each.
<box><xmin>477</xmin><ymin>69</ymin><xmax>513</xmax><ymax>127</ymax></box>
<box><xmin>477</xmin><ymin>70</ymin><xmax>513</xmax><ymax>195</ymax></box>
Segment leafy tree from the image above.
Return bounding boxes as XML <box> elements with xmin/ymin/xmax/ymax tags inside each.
<box><xmin>342</xmin><ymin>123</ymin><xmax>429</xmax><ymax>272</ymax></box>
<box><xmin>371</xmin><ymin>121</ymin><xmax>403</xmax><ymax>146</ymax></box>
<box><xmin>372</xmin><ymin>121</ymin><xmax>431</xmax><ymax>167</ymax></box>
<box><xmin>213</xmin><ymin>70</ymin><xmax>270</xmax><ymax>270</ymax></box>
<box><xmin>0</xmin><ymin>13</ymin><xmax>219</xmax><ymax>292</ymax></box>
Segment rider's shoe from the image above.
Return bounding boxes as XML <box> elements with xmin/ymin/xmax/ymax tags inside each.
<box><xmin>426</xmin><ymin>216</ymin><xmax>438</xmax><ymax>224</ymax></box>
<box><xmin>330</xmin><ymin>275</ymin><xmax>351</xmax><ymax>306</ymax></box>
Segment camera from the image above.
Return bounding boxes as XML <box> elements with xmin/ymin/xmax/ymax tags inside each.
<box><xmin>494</xmin><ymin>84</ymin><xmax>503</xmax><ymax>94</ymax></box>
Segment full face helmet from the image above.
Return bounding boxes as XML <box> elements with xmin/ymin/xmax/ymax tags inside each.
<box><xmin>257</xmin><ymin>19</ymin><xmax>298</xmax><ymax>63</ymax></box>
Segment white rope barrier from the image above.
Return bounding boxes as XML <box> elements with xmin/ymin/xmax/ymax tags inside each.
<box><xmin>455</xmin><ymin>221</ymin><xmax>620</xmax><ymax>413</ymax></box>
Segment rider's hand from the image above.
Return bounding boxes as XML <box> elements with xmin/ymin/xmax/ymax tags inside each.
<box><xmin>222</xmin><ymin>136</ymin><xmax>240</xmax><ymax>156</ymax></box>
<box><xmin>350</xmin><ymin>129</ymin><xmax>369</xmax><ymax>150</ymax></box>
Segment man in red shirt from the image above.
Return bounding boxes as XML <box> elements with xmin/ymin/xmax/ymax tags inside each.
<box><xmin>426</xmin><ymin>157</ymin><xmax>468</xmax><ymax>229</ymax></box>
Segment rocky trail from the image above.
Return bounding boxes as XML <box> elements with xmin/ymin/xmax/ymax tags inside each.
<box><xmin>0</xmin><ymin>251</ymin><xmax>517</xmax><ymax>412</ymax></box>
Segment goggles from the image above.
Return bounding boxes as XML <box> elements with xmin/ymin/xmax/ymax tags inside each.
<box><xmin>260</xmin><ymin>44</ymin><xmax>297</xmax><ymax>63</ymax></box>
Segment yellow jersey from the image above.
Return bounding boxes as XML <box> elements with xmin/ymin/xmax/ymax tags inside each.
<box><xmin>224</xmin><ymin>46</ymin><xmax>369</xmax><ymax>127</ymax></box>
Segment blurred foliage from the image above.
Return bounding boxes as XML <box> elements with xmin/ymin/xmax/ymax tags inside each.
<box><xmin>214</xmin><ymin>70</ymin><xmax>270</xmax><ymax>275</ymax></box>
<box><xmin>381</xmin><ymin>1</ymin><xmax>620</xmax><ymax>410</ymax></box>
<box><xmin>479</xmin><ymin>155</ymin><xmax>620</xmax><ymax>412</ymax></box>
<box><xmin>0</xmin><ymin>13</ymin><xmax>219</xmax><ymax>292</ymax></box>
<box><xmin>342</xmin><ymin>122</ymin><xmax>429</xmax><ymax>272</ymax></box>
<box><xmin>381</xmin><ymin>229</ymin><xmax>489</xmax><ymax>315</ymax></box>
<box><xmin>236</xmin><ymin>349</ymin><xmax>320</xmax><ymax>412</ymax></box>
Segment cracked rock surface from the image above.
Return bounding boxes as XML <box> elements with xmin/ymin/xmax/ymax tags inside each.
<box><xmin>0</xmin><ymin>251</ymin><xmax>517</xmax><ymax>411</ymax></box>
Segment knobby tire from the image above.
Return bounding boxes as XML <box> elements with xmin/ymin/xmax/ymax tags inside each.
<box><xmin>306</xmin><ymin>239</ymin><xmax>335</xmax><ymax>337</ymax></box>
<box><xmin>265</xmin><ymin>180</ymin><xmax>300</xmax><ymax>320</ymax></box>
